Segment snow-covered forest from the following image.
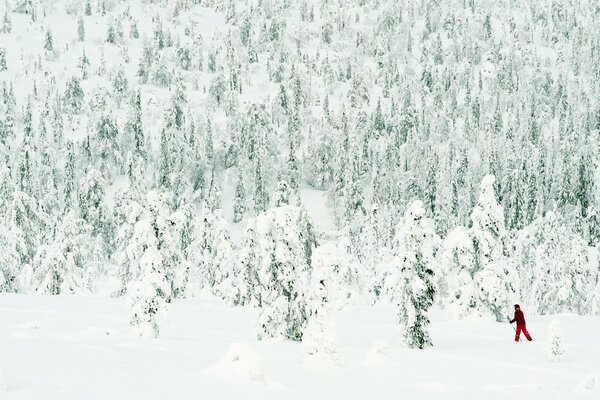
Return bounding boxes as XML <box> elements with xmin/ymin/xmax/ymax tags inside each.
<box><xmin>0</xmin><ymin>0</ymin><xmax>600</xmax><ymax>400</ymax></box>
<box><xmin>1</xmin><ymin>0</ymin><xmax>600</xmax><ymax>396</ymax></box>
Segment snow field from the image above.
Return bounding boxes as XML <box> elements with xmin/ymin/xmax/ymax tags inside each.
<box><xmin>1</xmin><ymin>294</ymin><xmax>600</xmax><ymax>400</ymax></box>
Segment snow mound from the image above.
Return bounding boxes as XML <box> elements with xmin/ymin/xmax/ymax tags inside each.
<box><xmin>203</xmin><ymin>343</ymin><xmax>282</xmax><ymax>389</ymax></box>
<box><xmin>364</xmin><ymin>340</ymin><xmax>391</xmax><ymax>366</ymax></box>
<box><xmin>577</xmin><ymin>373</ymin><xmax>600</xmax><ymax>393</ymax></box>
<box><xmin>16</xmin><ymin>321</ymin><xmax>41</xmax><ymax>330</ymax></box>
<box><xmin>303</xmin><ymin>350</ymin><xmax>340</xmax><ymax>372</ymax></box>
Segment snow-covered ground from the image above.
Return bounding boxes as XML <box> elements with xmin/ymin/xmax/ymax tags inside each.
<box><xmin>1</xmin><ymin>294</ymin><xmax>599</xmax><ymax>400</ymax></box>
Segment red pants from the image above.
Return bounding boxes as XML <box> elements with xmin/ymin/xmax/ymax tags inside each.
<box><xmin>515</xmin><ymin>324</ymin><xmax>532</xmax><ymax>342</ymax></box>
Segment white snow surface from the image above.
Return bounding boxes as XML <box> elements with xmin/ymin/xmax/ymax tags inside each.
<box><xmin>1</xmin><ymin>294</ymin><xmax>599</xmax><ymax>400</ymax></box>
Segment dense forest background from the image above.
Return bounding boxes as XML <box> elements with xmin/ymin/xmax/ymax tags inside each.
<box><xmin>0</xmin><ymin>0</ymin><xmax>599</xmax><ymax>339</ymax></box>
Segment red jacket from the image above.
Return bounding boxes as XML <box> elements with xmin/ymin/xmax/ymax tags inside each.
<box><xmin>510</xmin><ymin>308</ymin><xmax>526</xmax><ymax>325</ymax></box>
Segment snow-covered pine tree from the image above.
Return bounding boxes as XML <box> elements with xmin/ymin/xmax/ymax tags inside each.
<box><xmin>129</xmin><ymin>247</ymin><xmax>169</xmax><ymax>338</ymax></box>
<box><xmin>0</xmin><ymin>168</ymin><xmax>21</xmax><ymax>292</ymax></box>
<box><xmin>311</xmin><ymin>241</ymin><xmax>359</xmax><ymax>309</ymax></box>
<box><xmin>113</xmin><ymin>188</ymin><xmax>144</xmax><ymax>295</ymax></box>
<box><xmin>187</xmin><ymin>205</ymin><xmax>237</xmax><ymax>302</ymax></box>
<box><xmin>248</xmin><ymin>205</ymin><xmax>316</xmax><ymax>341</ymax></box>
<box><xmin>303</xmin><ymin>255</ymin><xmax>340</xmax><ymax>368</ymax></box>
<box><xmin>32</xmin><ymin>244</ymin><xmax>78</xmax><ymax>295</ymax></box>
<box><xmin>385</xmin><ymin>201</ymin><xmax>437</xmax><ymax>349</ymax></box>
<box><xmin>2</xmin><ymin>8</ymin><xmax>11</xmax><ymax>34</ymax></box>
<box><xmin>513</xmin><ymin>211</ymin><xmax>593</xmax><ymax>315</ymax></box>
<box><xmin>273</xmin><ymin>180</ymin><xmax>290</xmax><ymax>207</ymax></box>
<box><xmin>233</xmin><ymin>170</ymin><xmax>246</xmax><ymax>223</ymax></box>
<box><xmin>253</xmin><ymin>155</ymin><xmax>268</xmax><ymax>214</ymax></box>
<box><xmin>63</xmin><ymin>76</ymin><xmax>84</xmax><ymax>114</ymax></box>
<box><xmin>112</xmin><ymin>65</ymin><xmax>128</xmax><ymax>106</ymax></box>
<box><xmin>360</xmin><ymin>204</ymin><xmax>387</xmax><ymax>303</ymax></box>
<box><xmin>78</xmin><ymin>168</ymin><xmax>111</xmax><ymax>255</ymax></box>
<box><xmin>8</xmin><ymin>191</ymin><xmax>51</xmax><ymax>286</ymax></box>
<box><xmin>0</xmin><ymin>48</ymin><xmax>6</xmax><ymax>72</ymax></box>
<box><xmin>94</xmin><ymin>111</ymin><xmax>121</xmax><ymax>178</ymax></box>
<box><xmin>77</xmin><ymin>15</ymin><xmax>85</xmax><ymax>42</ymax></box>
<box><xmin>442</xmin><ymin>226</ymin><xmax>482</xmax><ymax>318</ymax></box>
<box><xmin>471</xmin><ymin>175</ymin><xmax>517</xmax><ymax>322</ymax></box>
<box><xmin>237</xmin><ymin>222</ymin><xmax>260</xmax><ymax>306</ymax></box>
<box><xmin>43</xmin><ymin>28</ymin><xmax>54</xmax><ymax>58</ymax></box>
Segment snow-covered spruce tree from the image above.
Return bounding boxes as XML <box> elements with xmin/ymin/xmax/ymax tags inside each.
<box><xmin>0</xmin><ymin>168</ymin><xmax>21</xmax><ymax>292</ymax></box>
<box><xmin>106</xmin><ymin>18</ymin><xmax>117</xmax><ymax>44</ymax></box>
<box><xmin>237</xmin><ymin>222</ymin><xmax>260</xmax><ymax>306</ymax></box>
<box><xmin>442</xmin><ymin>226</ymin><xmax>484</xmax><ymax>318</ymax></box>
<box><xmin>76</xmin><ymin>14</ymin><xmax>85</xmax><ymax>42</ymax></box>
<box><xmin>113</xmin><ymin>188</ymin><xmax>144</xmax><ymax>294</ymax></box>
<box><xmin>0</xmin><ymin>228</ymin><xmax>20</xmax><ymax>292</ymax></box>
<box><xmin>94</xmin><ymin>111</ymin><xmax>121</xmax><ymax>178</ymax></box>
<box><xmin>63</xmin><ymin>76</ymin><xmax>84</xmax><ymax>114</ymax></box>
<box><xmin>383</xmin><ymin>201</ymin><xmax>437</xmax><ymax>349</ymax></box>
<box><xmin>31</xmin><ymin>213</ymin><xmax>91</xmax><ymax>296</ymax></box>
<box><xmin>233</xmin><ymin>170</ymin><xmax>246</xmax><ymax>223</ymax></box>
<box><xmin>129</xmin><ymin>247</ymin><xmax>169</xmax><ymax>338</ymax></box>
<box><xmin>8</xmin><ymin>191</ymin><xmax>51</xmax><ymax>287</ymax></box>
<box><xmin>360</xmin><ymin>204</ymin><xmax>388</xmax><ymax>303</ymax></box>
<box><xmin>243</xmin><ymin>205</ymin><xmax>317</xmax><ymax>341</ymax></box>
<box><xmin>512</xmin><ymin>212</ymin><xmax>593</xmax><ymax>315</ymax></box>
<box><xmin>112</xmin><ymin>65</ymin><xmax>128</xmax><ymax>106</ymax></box>
<box><xmin>43</xmin><ymin>28</ymin><xmax>55</xmax><ymax>59</ymax></box>
<box><xmin>546</xmin><ymin>319</ymin><xmax>565</xmax><ymax>362</ymax></box>
<box><xmin>122</xmin><ymin>191</ymin><xmax>183</xmax><ymax>301</ymax></box>
<box><xmin>253</xmin><ymin>156</ymin><xmax>268</xmax><ymax>214</ymax></box>
<box><xmin>55</xmin><ymin>211</ymin><xmax>96</xmax><ymax>287</ymax></box>
<box><xmin>470</xmin><ymin>175</ymin><xmax>517</xmax><ymax>322</ymax></box>
<box><xmin>2</xmin><ymin>8</ymin><xmax>11</xmax><ymax>34</ymax></box>
<box><xmin>187</xmin><ymin>205</ymin><xmax>237</xmax><ymax>302</ymax></box>
<box><xmin>303</xmin><ymin>256</ymin><xmax>340</xmax><ymax>368</ymax></box>
<box><xmin>310</xmin><ymin>241</ymin><xmax>360</xmax><ymax>309</ymax></box>
<box><xmin>78</xmin><ymin>168</ymin><xmax>112</xmax><ymax>251</ymax></box>
<box><xmin>32</xmin><ymin>244</ymin><xmax>77</xmax><ymax>295</ymax></box>
<box><xmin>273</xmin><ymin>179</ymin><xmax>290</xmax><ymax>207</ymax></box>
<box><xmin>127</xmin><ymin>88</ymin><xmax>146</xmax><ymax>162</ymax></box>
<box><xmin>0</xmin><ymin>47</ymin><xmax>6</xmax><ymax>72</ymax></box>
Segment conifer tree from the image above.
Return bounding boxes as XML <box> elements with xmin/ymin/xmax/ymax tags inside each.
<box><xmin>77</xmin><ymin>15</ymin><xmax>85</xmax><ymax>41</ymax></box>
<box><xmin>303</xmin><ymin>258</ymin><xmax>340</xmax><ymax>368</ymax></box>
<box><xmin>44</xmin><ymin>28</ymin><xmax>54</xmax><ymax>54</ymax></box>
<box><xmin>273</xmin><ymin>180</ymin><xmax>290</xmax><ymax>207</ymax></box>
<box><xmin>63</xmin><ymin>76</ymin><xmax>84</xmax><ymax>114</ymax></box>
<box><xmin>2</xmin><ymin>8</ymin><xmax>11</xmax><ymax>34</ymax></box>
<box><xmin>106</xmin><ymin>18</ymin><xmax>117</xmax><ymax>44</ymax></box>
<box><xmin>233</xmin><ymin>171</ymin><xmax>246</xmax><ymax>223</ymax></box>
<box><xmin>112</xmin><ymin>65</ymin><xmax>128</xmax><ymax>106</ymax></box>
<box><xmin>128</xmin><ymin>88</ymin><xmax>145</xmax><ymax>161</ymax></box>
<box><xmin>129</xmin><ymin>248</ymin><xmax>169</xmax><ymax>338</ymax></box>
<box><xmin>253</xmin><ymin>156</ymin><xmax>268</xmax><ymax>214</ymax></box>
<box><xmin>249</xmin><ymin>206</ymin><xmax>316</xmax><ymax>341</ymax></box>
<box><xmin>471</xmin><ymin>175</ymin><xmax>517</xmax><ymax>322</ymax></box>
<box><xmin>388</xmin><ymin>201</ymin><xmax>437</xmax><ymax>349</ymax></box>
<box><xmin>0</xmin><ymin>48</ymin><xmax>6</xmax><ymax>72</ymax></box>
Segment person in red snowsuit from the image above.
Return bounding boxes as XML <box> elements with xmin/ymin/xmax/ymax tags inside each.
<box><xmin>509</xmin><ymin>304</ymin><xmax>532</xmax><ymax>342</ymax></box>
